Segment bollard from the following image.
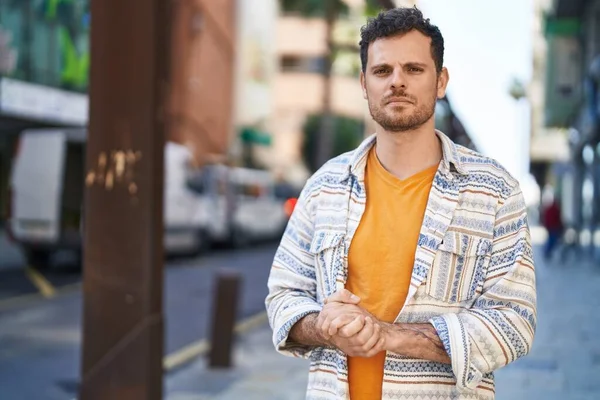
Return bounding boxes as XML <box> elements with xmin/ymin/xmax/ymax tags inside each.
<box><xmin>208</xmin><ymin>270</ymin><xmax>241</xmax><ymax>368</ymax></box>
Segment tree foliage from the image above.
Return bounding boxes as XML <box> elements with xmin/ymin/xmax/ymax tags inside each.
<box><xmin>302</xmin><ymin>114</ymin><xmax>365</xmax><ymax>173</ymax></box>
<box><xmin>279</xmin><ymin>0</ymin><xmax>349</xmax><ymax>18</ymax></box>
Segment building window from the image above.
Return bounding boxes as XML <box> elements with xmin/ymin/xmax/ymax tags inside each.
<box><xmin>0</xmin><ymin>0</ymin><xmax>90</xmax><ymax>92</ymax></box>
<box><xmin>280</xmin><ymin>55</ymin><xmax>326</xmax><ymax>73</ymax></box>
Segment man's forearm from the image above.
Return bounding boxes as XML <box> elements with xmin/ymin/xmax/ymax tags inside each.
<box><xmin>289</xmin><ymin>312</ymin><xmax>329</xmax><ymax>347</ymax></box>
<box><xmin>385</xmin><ymin>323</ymin><xmax>451</xmax><ymax>364</ymax></box>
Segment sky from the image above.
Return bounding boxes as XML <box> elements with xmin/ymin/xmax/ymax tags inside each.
<box><xmin>418</xmin><ymin>0</ymin><xmax>534</xmax><ymax>182</ymax></box>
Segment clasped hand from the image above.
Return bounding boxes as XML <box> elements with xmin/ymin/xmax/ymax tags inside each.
<box><xmin>316</xmin><ymin>289</ymin><xmax>387</xmax><ymax>358</ymax></box>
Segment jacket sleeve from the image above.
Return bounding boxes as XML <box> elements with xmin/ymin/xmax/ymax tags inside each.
<box><xmin>265</xmin><ymin>181</ymin><xmax>322</xmax><ymax>358</ymax></box>
<box><xmin>430</xmin><ymin>184</ymin><xmax>537</xmax><ymax>391</ymax></box>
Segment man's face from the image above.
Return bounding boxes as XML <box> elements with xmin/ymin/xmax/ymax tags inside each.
<box><xmin>360</xmin><ymin>30</ymin><xmax>449</xmax><ymax>132</ymax></box>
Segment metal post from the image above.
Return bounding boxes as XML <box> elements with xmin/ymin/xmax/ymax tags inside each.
<box><xmin>79</xmin><ymin>0</ymin><xmax>170</xmax><ymax>399</ymax></box>
<box><xmin>209</xmin><ymin>270</ymin><xmax>241</xmax><ymax>368</ymax></box>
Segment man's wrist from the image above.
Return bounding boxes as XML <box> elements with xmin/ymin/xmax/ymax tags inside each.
<box><xmin>381</xmin><ymin>321</ymin><xmax>398</xmax><ymax>352</ymax></box>
<box><xmin>380</xmin><ymin>322</ymin><xmax>451</xmax><ymax>364</ymax></box>
<box><xmin>311</xmin><ymin>311</ymin><xmax>333</xmax><ymax>347</ymax></box>
<box><xmin>289</xmin><ymin>311</ymin><xmax>331</xmax><ymax>347</ymax></box>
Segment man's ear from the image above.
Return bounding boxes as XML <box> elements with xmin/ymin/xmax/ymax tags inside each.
<box><xmin>437</xmin><ymin>67</ymin><xmax>449</xmax><ymax>99</ymax></box>
<box><xmin>360</xmin><ymin>71</ymin><xmax>368</xmax><ymax>99</ymax></box>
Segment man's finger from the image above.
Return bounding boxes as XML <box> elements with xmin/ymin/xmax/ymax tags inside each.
<box><xmin>328</xmin><ymin>314</ymin><xmax>356</xmax><ymax>336</ymax></box>
<box><xmin>320</xmin><ymin>316</ymin><xmax>333</xmax><ymax>339</ymax></box>
<box><xmin>338</xmin><ymin>315</ymin><xmax>365</xmax><ymax>338</ymax></box>
<box><xmin>359</xmin><ymin>321</ymin><xmax>380</xmax><ymax>351</ymax></box>
<box><xmin>325</xmin><ymin>289</ymin><xmax>360</xmax><ymax>305</ymax></box>
<box><xmin>352</xmin><ymin>316</ymin><xmax>375</xmax><ymax>344</ymax></box>
<box><xmin>364</xmin><ymin>337</ymin><xmax>386</xmax><ymax>358</ymax></box>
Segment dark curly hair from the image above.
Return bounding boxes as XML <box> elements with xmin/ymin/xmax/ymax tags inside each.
<box><xmin>359</xmin><ymin>7</ymin><xmax>444</xmax><ymax>74</ymax></box>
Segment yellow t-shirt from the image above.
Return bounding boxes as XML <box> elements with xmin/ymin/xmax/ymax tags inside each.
<box><xmin>345</xmin><ymin>147</ymin><xmax>438</xmax><ymax>400</ymax></box>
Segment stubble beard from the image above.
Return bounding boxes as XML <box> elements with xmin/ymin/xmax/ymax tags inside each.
<box><xmin>368</xmin><ymin>91</ymin><xmax>437</xmax><ymax>133</ymax></box>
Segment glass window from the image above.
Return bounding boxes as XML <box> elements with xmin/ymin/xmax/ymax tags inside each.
<box><xmin>0</xmin><ymin>0</ymin><xmax>90</xmax><ymax>92</ymax></box>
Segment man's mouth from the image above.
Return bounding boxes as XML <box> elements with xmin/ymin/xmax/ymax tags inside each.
<box><xmin>386</xmin><ymin>97</ymin><xmax>413</xmax><ymax>105</ymax></box>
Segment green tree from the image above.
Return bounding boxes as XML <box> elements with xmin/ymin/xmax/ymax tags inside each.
<box><xmin>365</xmin><ymin>0</ymin><xmax>396</xmax><ymax>17</ymax></box>
<box><xmin>302</xmin><ymin>113</ymin><xmax>364</xmax><ymax>173</ymax></box>
<box><xmin>280</xmin><ymin>0</ymin><xmax>350</xmax><ymax>169</ymax></box>
<box><xmin>40</xmin><ymin>0</ymin><xmax>90</xmax><ymax>89</ymax></box>
<box><xmin>280</xmin><ymin>0</ymin><xmax>395</xmax><ymax>169</ymax></box>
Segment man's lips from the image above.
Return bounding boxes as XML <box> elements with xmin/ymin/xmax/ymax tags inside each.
<box><xmin>385</xmin><ymin>98</ymin><xmax>414</xmax><ymax>105</ymax></box>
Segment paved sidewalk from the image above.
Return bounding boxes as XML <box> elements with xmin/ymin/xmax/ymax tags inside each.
<box><xmin>494</xmin><ymin>247</ymin><xmax>600</xmax><ymax>400</ymax></box>
<box><xmin>166</xmin><ymin>245</ymin><xmax>600</xmax><ymax>399</ymax></box>
<box><xmin>166</xmin><ymin>322</ymin><xmax>309</xmax><ymax>400</ymax></box>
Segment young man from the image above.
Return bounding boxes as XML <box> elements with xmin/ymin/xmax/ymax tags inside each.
<box><xmin>266</xmin><ymin>7</ymin><xmax>536</xmax><ymax>400</ymax></box>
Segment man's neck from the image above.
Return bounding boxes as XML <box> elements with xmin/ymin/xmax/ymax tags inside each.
<box><xmin>374</xmin><ymin>123</ymin><xmax>442</xmax><ymax>180</ymax></box>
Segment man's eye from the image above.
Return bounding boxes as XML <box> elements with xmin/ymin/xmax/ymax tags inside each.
<box><xmin>375</xmin><ymin>69</ymin><xmax>387</xmax><ymax>75</ymax></box>
<box><xmin>409</xmin><ymin>67</ymin><xmax>423</xmax><ymax>72</ymax></box>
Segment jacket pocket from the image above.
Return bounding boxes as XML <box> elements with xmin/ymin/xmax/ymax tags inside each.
<box><xmin>309</xmin><ymin>230</ymin><xmax>346</xmax><ymax>300</ymax></box>
<box><xmin>426</xmin><ymin>231</ymin><xmax>492</xmax><ymax>303</ymax></box>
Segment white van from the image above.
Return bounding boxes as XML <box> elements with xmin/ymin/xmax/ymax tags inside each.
<box><xmin>7</xmin><ymin>129</ymin><xmax>216</xmax><ymax>267</ymax></box>
<box><xmin>8</xmin><ymin>129</ymin><xmax>85</xmax><ymax>267</ymax></box>
<box><xmin>162</xmin><ymin>141</ymin><xmax>214</xmax><ymax>254</ymax></box>
<box><xmin>7</xmin><ymin>128</ymin><xmax>290</xmax><ymax>268</ymax></box>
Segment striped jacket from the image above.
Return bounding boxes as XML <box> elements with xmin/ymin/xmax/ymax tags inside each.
<box><xmin>265</xmin><ymin>131</ymin><xmax>537</xmax><ymax>399</ymax></box>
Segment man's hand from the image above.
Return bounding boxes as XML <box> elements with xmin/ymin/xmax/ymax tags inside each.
<box><xmin>329</xmin><ymin>316</ymin><xmax>387</xmax><ymax>357</ymax></box>
<box><xmin>318</xmin><ymin>289</ymin><xmax>363</xmax><ymax>339</ymax></box>
<box><xmin>316</xmin><ymin>289</ymin><xmax>387</xmax><ymax>357</ymax></box>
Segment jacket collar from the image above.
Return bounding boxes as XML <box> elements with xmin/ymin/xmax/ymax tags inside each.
<box><xmin>338</xmin><ymin>129</ymin><xmax>467</xmax><ymax>184</ymax></box>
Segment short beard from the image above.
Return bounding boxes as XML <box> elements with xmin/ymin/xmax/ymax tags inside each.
<box><xmin>369</xmin><ymin>92</ymin><xmax>437</xmax><ymax>132</ymax></box>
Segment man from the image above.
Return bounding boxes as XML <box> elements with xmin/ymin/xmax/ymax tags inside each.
<box><xmin>542</xmin><ymin>197</ymin><xmax>563</xmax><ymax>261</ymax></box>
<box><xmin>266</xmin><ymin>7</ymin><xmax>536</xmax><ymax>400</ymax></box>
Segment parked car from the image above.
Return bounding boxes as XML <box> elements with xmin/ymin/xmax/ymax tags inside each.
<box><xmin>7</xmin><ymin>128</ymin><xmax>289</xmax><ymax>268</ymax></box>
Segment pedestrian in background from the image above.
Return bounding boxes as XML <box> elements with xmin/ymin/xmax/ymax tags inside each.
<box><xmin>542</xmin><ymin>197</ymin><xmax>563</xmax><ymax>261</ymax></box>
<box><xmin>266</xmin><ymin>7</ymin><xmax>537</xmax><ymax>399</ymax></box>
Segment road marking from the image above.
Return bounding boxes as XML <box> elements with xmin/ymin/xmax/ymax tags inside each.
<box><xmin>25</xmin><ymin>267</ymin><xmax>57</xmax><ymax>298</ymax></box>
<box><xmin>163</xmin><ymin>339</ymin><xmax>209</xmax><ymax>371</ymax></box>
<box><xmin>0</xmin><ymin>283</ymin><xmax>269</xmax><ymax>372</ymax></box>
<box><xmin>163</xmin><ymin>310</ymin><xmax>268</xmax><ymax>371</ymax></box>
<box><xmin>233</xmin><ymin>310</ymin><xmax>268</xmax><ymax>334</ymax></box>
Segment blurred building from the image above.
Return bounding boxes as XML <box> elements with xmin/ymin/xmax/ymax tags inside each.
<box><xmin>263</xmin><ymin>2</ymin><xmax>368</xmax><ymax>185</ymax></box>
<box><xmin>0</xmin><ymin>0</ymin><xmax>478</xmax><ymax>219</ymax></box>
<box><xmin>542</xmin><ymin>0</ymin><xmax>600</xmax><ymax>248</ymax></box>
<box><xmin>169</xmin><ymin>0</ymin><xmax>238</xmax><ymax>166</ymax></box>
<box><xmin>529</xmin><ymin>0</ymin><xmax>571</xmax><ymax>220</ymax></box>
<box><xmin>257</xmin><ymin>0</ymin><xmax>475</xmax><ymax>186</ymax></box>
<box><xmin>0</xmin><ymin>1</ymin><xmax>90</xmax><ymax>226</ymax></box>
<box><xmin>0</xmin><ymin>0</ymin><xmax>241</xmax><ymax>225</ymax></box>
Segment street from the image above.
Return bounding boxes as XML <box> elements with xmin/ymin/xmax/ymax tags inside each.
<box><xmin>2</xmin><ymin>230</ymin><xmax>600</xmax><ymax>399</ymax></box>
<box><xmin>0</xmin><ymin>241</ymin><xmax>278</xmax><ymax>400</ymax></box>
<box><xmin>164</xmin><ymin>243</ymin><xmax>600</xmax><ymax>400</ymax></box>
<box><xmin>0</xmin><ymin>229</ymin><xmax>24</xmax><ymax>272</ymax></box>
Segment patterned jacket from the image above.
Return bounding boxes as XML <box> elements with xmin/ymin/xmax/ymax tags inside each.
<box><xmin>265</xmin><ymin>131</ymin><xmax>537</xmax><ymax>399</ymax></box>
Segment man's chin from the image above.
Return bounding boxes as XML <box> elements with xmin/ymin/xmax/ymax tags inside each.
<box><xmin>377</xmin><ymin>117</ymin><xmax>424</xmax><ymax>132</ymax></box>
<box><xmin>384</xmin><ymin>117</ymin><xmax>411</xmax><ymax>128</ymax></box>
<box><xmin>379</xmin><ymin>123</ymin><xmax>412</xmax><ymax>132</ymax></box>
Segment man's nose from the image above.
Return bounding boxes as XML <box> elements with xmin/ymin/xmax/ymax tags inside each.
<box><xmin>390</xmin><ymin>69</ymin><xmax>406</xmax><ymax>89</ymax></box>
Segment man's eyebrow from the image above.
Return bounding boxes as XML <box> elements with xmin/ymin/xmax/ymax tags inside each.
<box><xmin>370</xmin><ymin>62</ymin><xmax>428</xmax><ymax>70</ymax></box>
<box><xmin>405</xmin><ymin>62</ymin><xmax>427</xmax><ymax>68</ymax></box>
<box><xmin>370</xmin><ymin>63</ymin><xmax>391</xmax><ymax>71</ymax></box>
